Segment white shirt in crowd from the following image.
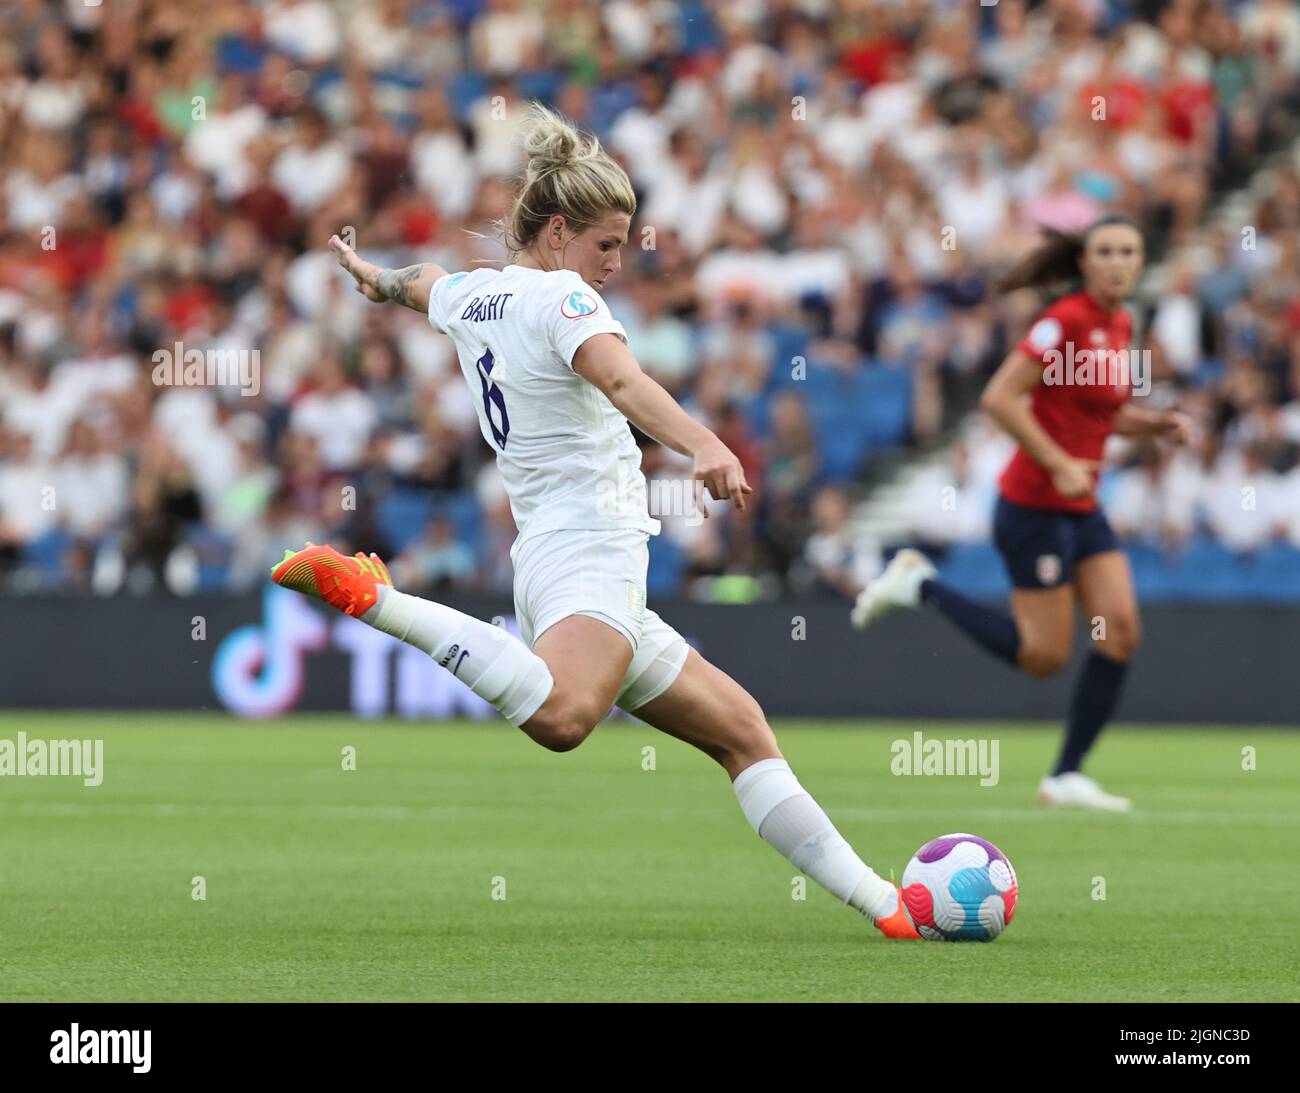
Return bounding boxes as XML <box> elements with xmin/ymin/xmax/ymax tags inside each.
<box><xmin>272</xmin><ymin>139</ymin><xmax>351</xmax><ymax>213</ymax></box>
<box><xmin>263</xmin><ymin>0</ymin><xmax>342</xmax><ymax>65</ymax></box>
<box><xmin>289</xmin><ymin>386</ymin><xmax>379</xmax><ymax>471</ymax></box>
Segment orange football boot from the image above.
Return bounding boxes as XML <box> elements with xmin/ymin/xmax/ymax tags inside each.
<box><xmin>873</xmin><ymin>885</ymin><xmax>923</xmax><ymax>940</ymax></box>
<box><xmin>271</xmin><ymin>542</ymin><xmax>393</xmax><ymax>617</ymax></box>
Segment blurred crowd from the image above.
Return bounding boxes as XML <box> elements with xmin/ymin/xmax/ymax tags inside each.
<box><xmin>1</xmin><ymin>0</ymin><xmax>1298</xmax><ymax>599</ymax></box>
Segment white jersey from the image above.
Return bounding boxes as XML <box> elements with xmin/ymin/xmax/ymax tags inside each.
<box><xmin>427</xmin><ymin>264</ymin><xmax>660</xmax><ymax>545</ymax></box>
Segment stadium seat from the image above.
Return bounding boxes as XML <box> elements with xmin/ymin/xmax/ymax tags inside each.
<box><xmin>443</xmin><ymin>492</ymin><xmax>484</xmax><ymax>555</ymax></box>
<box><xmin>449</xmin><ymin>71</ymin><xmax>490</xmax><ymax>121</ymax></box>
<box><xmin>377</xmin><ymin>488</ymin><xmax>435</xmax><ymax>553</ymax></box>
<box><xmin>793</xmin><ymin>362</ymin><xmax>912</xmax><ymax>481</ymax></box>
<box><xmin>214</xmin><ymin>34</ymin><xmax>267</xmax><ymax>75</ymax></box>
<box><xmin>516</xmin><ymin>69</ymin><xmax>564</xmax><ymax>104</ymax></box>
<box><xmin>178</xmin><ymin>526</ymin><xmax>234</xmax><ymax>594</ymax></box>
<box><xmin>1253</xmin><ymin>544</ymin><xmax>1300</xmax><ymax>600</ymax></box>
<box><xmin>932</xmin><ymin>542</ymin><xmax>1010</xmax><ymax>601</ymax></box>
<box><xmin>21</xmin><ymin>529</ymin><xmax>75</xmax><ymax>590</ymax></box>
<box><xmin>767</xmin><ymin>327</ymin><xmax>812</xmax><ymax>390</ymax></box>
<box><xmin>647</xmin><ymin>535</ymin><xmax>686</xmax><ymax>597</ymax></box>
<box><xmin>378</xmin><ymin>488</ymin><xmax>485</xmax><ymax>556</ymax></box>
<box><xmin>674</xmin><ymin>1</ymin><xmax>724</xmax><ymax>54</ymax></box>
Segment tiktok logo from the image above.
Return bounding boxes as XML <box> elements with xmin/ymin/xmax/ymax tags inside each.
<box><xmin>212</xmin><ymin>585</ymin><xmax>328</xmax><ymax>717</ymax></box>
<box><xmin>214</xmin><ymin>594</ymin><xmax>650</xmax><ymax>721</ymax></box>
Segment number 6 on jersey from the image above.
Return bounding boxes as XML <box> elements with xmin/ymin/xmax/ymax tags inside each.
<box><xmin>476</xmin><ymin>345</ymin><xmax>510</xmax><ymax>449</ymax></box>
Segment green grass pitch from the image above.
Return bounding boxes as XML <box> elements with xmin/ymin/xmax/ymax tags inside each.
<box><xmin>1</xmin><ymin>712</ymin><xmax>1296</xmax><ymax>1001</ymax></box>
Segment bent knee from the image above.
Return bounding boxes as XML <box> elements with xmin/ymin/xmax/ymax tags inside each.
<box><xmin>537</xmin><ymin>722</ymin><xmax>591</xmax><ymax>752</ymax></box>
<box><xmin>1095</xmin><ymin>615</ymin><xmax>1141</xmax><ymax>660</ymax></box>
<box><xmin>1019</xmin><ymin>645</ymin><xmax>1070</xmax><ymax>678</ymax></box>
<box><xmin>528</xmin><ymin>713</ymin><xmax>593</xmax><ymax>753</ymax></box>
<box><xmin>523</xmin><ymin>696</ymin><xmax>602</xmax><ymax>753</ymax></box>
<box><xmin>718</xmin><ymin>700</ymin><xmax>779</xmax><ymax>770</ymax></box>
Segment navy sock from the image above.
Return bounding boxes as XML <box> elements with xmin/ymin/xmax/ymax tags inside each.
<box><xmin>919</xmin><ymin>578</ymin><xmax>1020</xmax><ymax>667</ymax></box>
<box><xmin>1054</xmin><ymin>651</ymin><xmax>1129</xmax><ymax>776</ymax></box>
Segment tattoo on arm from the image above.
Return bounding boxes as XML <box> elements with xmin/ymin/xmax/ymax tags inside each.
<box><xmin>377</xmin><ymin>264</ymin><xmax>426</xmax><ymax>308</ymax></box>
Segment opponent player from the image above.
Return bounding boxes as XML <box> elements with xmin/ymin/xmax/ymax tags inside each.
<box><xmin>854</xmin><ymin>216</ymin><xmax>1190</xmax><ymax>810</ymax></box>
<box><xmin>272</xmin><ymin>104</ymin><xmax>920</xmax><ymax>938</ymax></box>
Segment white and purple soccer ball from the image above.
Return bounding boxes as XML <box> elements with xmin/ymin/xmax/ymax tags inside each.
<box><xmin>901</xmin><ymin>833</ymin><xmax>1018</xmax><ymax>942</ymax></box>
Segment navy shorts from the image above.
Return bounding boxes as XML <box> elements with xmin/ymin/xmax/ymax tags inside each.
<box><xmin>992</xmin><ymin>496</ymin><xmax>1120</xmax><ymax>589</ymax></box>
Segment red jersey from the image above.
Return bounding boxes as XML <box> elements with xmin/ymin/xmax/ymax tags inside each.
<box><xmin>999</xmin><ymin>290</ymin><xmax>1133</xmax><ymax>513</ymax></box>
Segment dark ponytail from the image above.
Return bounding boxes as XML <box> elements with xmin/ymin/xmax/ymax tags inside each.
<box><xmin>996</xmin><ymin>214</ymin><xmax>1142</xmax><ymax>296</ymax></box>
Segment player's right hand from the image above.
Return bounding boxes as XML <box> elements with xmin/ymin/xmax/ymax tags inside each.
<box><xmin>693</xmin><ymin>437</ymin><xmax>753</xmax><ymax>516</ymax></box>
<box><xmin>1051</xmin><ymin>457</ymin><xmax>1100</xmax><ymax>499</ymax></box>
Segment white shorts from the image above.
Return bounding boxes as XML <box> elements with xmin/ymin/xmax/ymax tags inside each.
<box><xmin>511</xmin><ymin>528</ymin><xmax>690</xmax><ymax>711</ymax></box>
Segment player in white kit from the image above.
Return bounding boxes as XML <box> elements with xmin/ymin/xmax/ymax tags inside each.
<box><xmin>272</xmin><ymin>104</ymin><xmax>919</xmax><ymax>939</ymax></box>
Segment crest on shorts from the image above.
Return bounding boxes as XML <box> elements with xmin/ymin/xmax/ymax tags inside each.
<box><xmin>626</xmin><ymin>581</ymin><xmax>646</xmax><ymax>618</ymax></box>
<box><xmin>1036</xmin><ymin>554</ymin><xmax>1062</xmax><ymax>585</ymax></box>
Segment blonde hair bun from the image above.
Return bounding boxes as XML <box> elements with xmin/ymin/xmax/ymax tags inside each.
<box><xmin>504</xmin><ymin>102</ymin><xmax>637</xmax><ymax>256</ymax></box>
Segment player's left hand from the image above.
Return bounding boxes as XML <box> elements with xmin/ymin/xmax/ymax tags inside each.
<box><xmin>693</xmin><ymin>437</ymin><xmax>754</xmax><ymax>515</ymax></box>
<box><xmin>1160</xmin><ymin>410</ymin><xmax>1193</xmax><ymax>446</ymax></box>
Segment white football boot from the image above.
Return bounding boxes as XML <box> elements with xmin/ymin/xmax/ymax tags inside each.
<box><xmin>851</xmin><ymin>548</ymin><xmax>937</xmax><ymax>630</ymax></box>
<box><xmin>1037</xmin><ymin>772</ymin><xmax>1133</xmax><ymax>812</ymax></box>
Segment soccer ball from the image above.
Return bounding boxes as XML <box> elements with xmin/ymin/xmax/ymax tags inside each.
<box><xmin>900</xmin><ymin>833</ymin><xmax>1018</xmax><ymax>942</ymax></box>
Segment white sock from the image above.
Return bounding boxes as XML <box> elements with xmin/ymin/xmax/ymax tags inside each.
<box><xmin>733</xmin><ymin>757</ymin><xmax>898</xmax><ymax>921</ymax></box>
<box><xmin>361</xmin><ymin>586</ymin><xmax>553</xmax><ymax>727</ymax></box>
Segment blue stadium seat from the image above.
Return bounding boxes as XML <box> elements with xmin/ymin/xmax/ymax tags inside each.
<box><xmin>647</xmin><ymin>535</ymin><xmax>686</xmax><ymax>597</ymax></box>
<box><xmin>932</xmin><ymin>537</ymin><xmax>1300</xmax><ymax>604</ymax></box>
<box><xmin>184</xmin><ymin>526</ymin><xmax>234</xmax><ymax>593</ymax></box>
<box><xmin>1126</xmin><ymin>542</ymin><xmax>1178</xmax><ymax>600</ymax></box>
<box><xmin>444</xmin><ymin>0</ymin><xmax>487</xmax><ymax>28</ymax></box>
<box><xmin>1176</xmin><ymin>537</ymin><xmax>1250</xmax><ymax>601</ymax></box>
<box><xmin>793</xmin><ymin>363</ymin><xmax>912</xmax><ymax>481</ymax></box>
<box><xmin>767</xmin><ymin>326</ymin><xmax>811</xmax><ymax>389</ymax></box>
<box><xmin>214</xmin><ymin>34</ymin><xmax>267</xmax><ymax>76</ymax></box>
<box><xmin>516</xmin><ymin>69</ymin><xmax>564</xmax><ymax>104</ymax></box>
<box><xmin>1131</xmin><ymin>537</ymin><xmax>1300</xmax><ymax>602</ymax></box>
<box><xmin>856</xmin><ymin>365</ymin><xmax>911</xmax><ymax>448</ymax></box>
<box><xmin>21</xmin><ymin>529</ymin><xmax>75</xmax><ymax>589</ymax></box>
<box><xmin>378</xmin><ymin>488</ymin><xmax>484</xmax><ymax>555</ymax></box>
<box><xmin>377</xmin><ymin>488</ymin><xmax>435</xmax><ymax>552</ymax></box>
<box><xmin>1253</xmin><ymin>544</ymin><xmax>1300</xmax><ymax>600</ymax></box>
<box><xmin>1191</xmin><ymin>357</ymin><xmax>1225</xmax><ymax>388</ymax></box>
<box><xmin>933</xmin><ymin>542</ymin><xmax>1010</xmax><ymax>601</ymax></box>
<box><xmin>674</xmin><ymin>1</ymin><xmax>724</xmax><ymax>54</ymax></box>
<box><xmin>449</xmin><ymin>71</ymin><xmax>490</xmax><ymax>121</ymax></box>
<box><xmin>442</xmin><ymin>492</ymin><xmax>484</xmax><ymax>555</ymax></box>
<box><xmin>738</xmin><ymin>391</ymin><xmax>772</xmax><ymax>437</ymax></box>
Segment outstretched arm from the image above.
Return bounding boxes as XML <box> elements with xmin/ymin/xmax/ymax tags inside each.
<box><xmin>328</xmin><ymin>235</ymin><xmax>447</xmax><ymax>313</ymax></box>
<box><xmin>1113</xmin><ymin>403</ymin><xmax>1192</xmax><ymax>444</ymax></box>
<box><xmin>573</xmin><ymin>332</ymin><xmax>753</xmax><ymax>513</ymax></box>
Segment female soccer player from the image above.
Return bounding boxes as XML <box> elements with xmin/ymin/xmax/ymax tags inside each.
<box><xmin>853</xmin><ymin>215</ymin><xmax>1190</xmax><ymax>811</ymax></box>
<box><xmin>272</xmin><ymin>104</ymin><xmax>921</xmax><ymax>938</ymax></box>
